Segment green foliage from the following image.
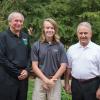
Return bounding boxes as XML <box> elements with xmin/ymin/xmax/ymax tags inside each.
<box><xmin>61</xmin><ymin>89</ymin><xmax>72</xmax><ymax>100</ymax></box>
<box><xmin>79</xmin><ymin>11</ymin><xmax>100</xmax><ymax>44</ymax></box>
<box><xmin>0</xmin><ymin>0</ymin><xmax>100</xmax><ymax>45</ymax></box>
<box><xmin>27</xmin><ymin>79</ymin><xmax>34</xmax><ymax>100</ymax></box>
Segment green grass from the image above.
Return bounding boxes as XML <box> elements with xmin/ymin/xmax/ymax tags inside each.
<box><xmin>27</xmin><ymin>79</ymin><xmax>34</xmax><ymax>100</ymax></box>
<box><xmin>27</xmin><ymin>79</ymin><xmax>72</xmax><ymax>100</ymax></box>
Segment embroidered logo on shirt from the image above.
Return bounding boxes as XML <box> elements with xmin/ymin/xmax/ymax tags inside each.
<box><xmin>53</xmin><ymin>49</ymin><xmax>58</xmax><ymax>52</ymax></box>
<box><xmin>22</xmin><ymin>38</ymin><xmax>28</xmax><ymax>45</ymax></box>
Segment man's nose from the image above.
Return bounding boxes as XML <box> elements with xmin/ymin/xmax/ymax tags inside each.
<box><xmin>81</xmin><ymin>33</ymin><xmax>85</xmax><ymax>37</ymax></box>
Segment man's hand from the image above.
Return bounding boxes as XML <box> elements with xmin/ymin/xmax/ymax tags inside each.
<box><xmin>96</xmin><ymin>88</ymin><xmax>100</xmax><ymax>99</ymax></box>
<box><xmin>42</xmin><ymin>82</ymin><xmax>50</xmax><ymax>91</ymax></box>
<box><xmin>42</xmin><ymin>78</ymin><xmax>57</xmax><ymax>90</ymax></box>
<box><xmin>48</xmin><ymin>78</ymin><xmax>57</xmax><ymax>88</ymax></box>
<box><xmin>64</xmin><ymin>83</ymin><xmax>71</xmax><ymax>94</ymax></box>
<box><xmin>18</xmin><ymin>70</ymin><xmax>28</xmax><ymax>80</ymax></box>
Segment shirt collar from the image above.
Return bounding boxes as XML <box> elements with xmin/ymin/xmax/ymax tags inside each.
<box><xmin>77</xmin><ymin>41</ymin><xmax>92</xmax><ymax>48</ymax></box>
<box><xmin>7</xmin><ymin>28</ymin><xmax>22</xmax><ymax>38</ymax></box>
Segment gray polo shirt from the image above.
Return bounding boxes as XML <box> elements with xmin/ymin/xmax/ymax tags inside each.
<box><xmin>31</xmin><ymin>41</ymin><xmax>67</xmax><ymax>77</ymax></box>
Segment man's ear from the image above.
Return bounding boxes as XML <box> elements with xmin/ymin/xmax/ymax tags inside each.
<box><xmin>8</xmin><ymin>21</ymin><xmax>11</xmax><ymax>26</ymax></box>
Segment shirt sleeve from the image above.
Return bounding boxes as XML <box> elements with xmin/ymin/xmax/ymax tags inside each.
<box><xmin>0</xmin><ymin>33</ymin><xmax>20</xmax><ymax>79</ymax></box>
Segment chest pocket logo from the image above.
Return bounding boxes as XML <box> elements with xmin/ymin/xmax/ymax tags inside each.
<box><xmin>53</xmin><ymin>49</ymin><xmax>58</xmax><ymax>52</ymax></box>
<box><xmin>22</xmin><ymin>38</ymin><xmax>28</xmax><ymax>45</ymax></box>
<box><xmin>53</xmin><ymin>49</ymin><xmax>60</xmax><ymax>58</ymax></box>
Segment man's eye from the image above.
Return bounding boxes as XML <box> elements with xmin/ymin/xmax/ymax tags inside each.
<box><xmin>79</xmin><ymin>32</ymin><xmax>88</xmax><ymax>35</ymax></box>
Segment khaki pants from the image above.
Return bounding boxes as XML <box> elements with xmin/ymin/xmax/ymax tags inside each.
<box><xmin>32</xmin><ymin>77</ymin><xmax>61</xmax><ymax>100</ymax></box>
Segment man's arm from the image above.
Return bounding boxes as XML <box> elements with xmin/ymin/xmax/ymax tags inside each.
<box><xmin>52</xmin><ymin>63</ymin><xmax>67</xmax><ymax>80</ymax></box>
<box><xmin>64</xmin><ymin>67</ymin><xmax>71</xmax><ymax>93</ymax></box>
<box><xmin>25</xmin><ymin>36</ymin><xmax>32</xmax><ymax>74</ymax></box>
<box><xmin>0</xmin><ymin>33</ymin><xmax>20</xmax><ymax>78</ymax></box>
<box><xmin>32</xmin><ymin>61</ymin><xmax>57</xmax><ymax>84</ymax></box>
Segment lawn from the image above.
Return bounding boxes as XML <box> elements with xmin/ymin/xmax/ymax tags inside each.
<box><xmin>27</xmin><ymin>78</ymin><xmax>72</xmax><ymax>100</ymax></box>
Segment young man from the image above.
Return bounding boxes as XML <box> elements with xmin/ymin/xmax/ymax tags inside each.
<box><xmin>31</xmin><ymin>18</ymin><xmax>68</xmax><ymax>100</ymax></box>
<box><xmin>0</xmin><ymin>12</ymin><xmax>30</xmax><ymax>100</ymax></box>
<box><xmin>65</xmin><ymin>22</ymin><xmax>100</xmax><ymax>100</ymax></box>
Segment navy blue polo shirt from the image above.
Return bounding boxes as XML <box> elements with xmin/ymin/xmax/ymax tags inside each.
<box><xmin>31</xmin><ymin>41</ymin><xmax>68</xmax><ymax>77</ymax></box>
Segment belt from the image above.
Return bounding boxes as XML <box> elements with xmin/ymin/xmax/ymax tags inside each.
<box><xmin>72</xmin><ymin>77</ymin><xmax>99</xmax><ymax>84</ymax></box>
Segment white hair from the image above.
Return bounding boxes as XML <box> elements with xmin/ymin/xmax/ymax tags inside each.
<box><xmin>8</xmin><ymin>12</ymin><xmax>24</xmax><ymax>22</ymax></box>
<box><xmin>77</xmin><ymin>22</ymin><xmax>92</xmax><ymax>33</ymax></box>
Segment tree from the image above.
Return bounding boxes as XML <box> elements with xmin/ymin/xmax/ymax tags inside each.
<box><xmin>0</xmin><ymin>0</ymin><xmax>100</xmax><ymax>45</ymax></box>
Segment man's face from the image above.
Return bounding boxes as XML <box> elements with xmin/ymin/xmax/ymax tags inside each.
<box><xmin>9</xmin><ymin>14</ymin><xmax>24</xmax><ymax>33</ymax></box>
<box><xmin>43</xmin><ymin>21</ymin><xmax>55</xmax><ymax>39</ymax></box>
<box><xmin>77</xmin><ymin>26</ymin><xmax>92</xmax><ymax>46</ymax></box>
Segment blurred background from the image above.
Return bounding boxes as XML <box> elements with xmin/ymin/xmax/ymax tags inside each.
<box><xmin>0</xmin><ymin>0</ymin><xmax>100</xmax><ymax>47</ymax></box>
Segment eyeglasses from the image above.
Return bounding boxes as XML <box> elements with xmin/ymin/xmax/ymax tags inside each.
<box><xmin>79</xmin><ymin>32</ymin><xmax>88</xmax><ymax>35</ymax></box>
